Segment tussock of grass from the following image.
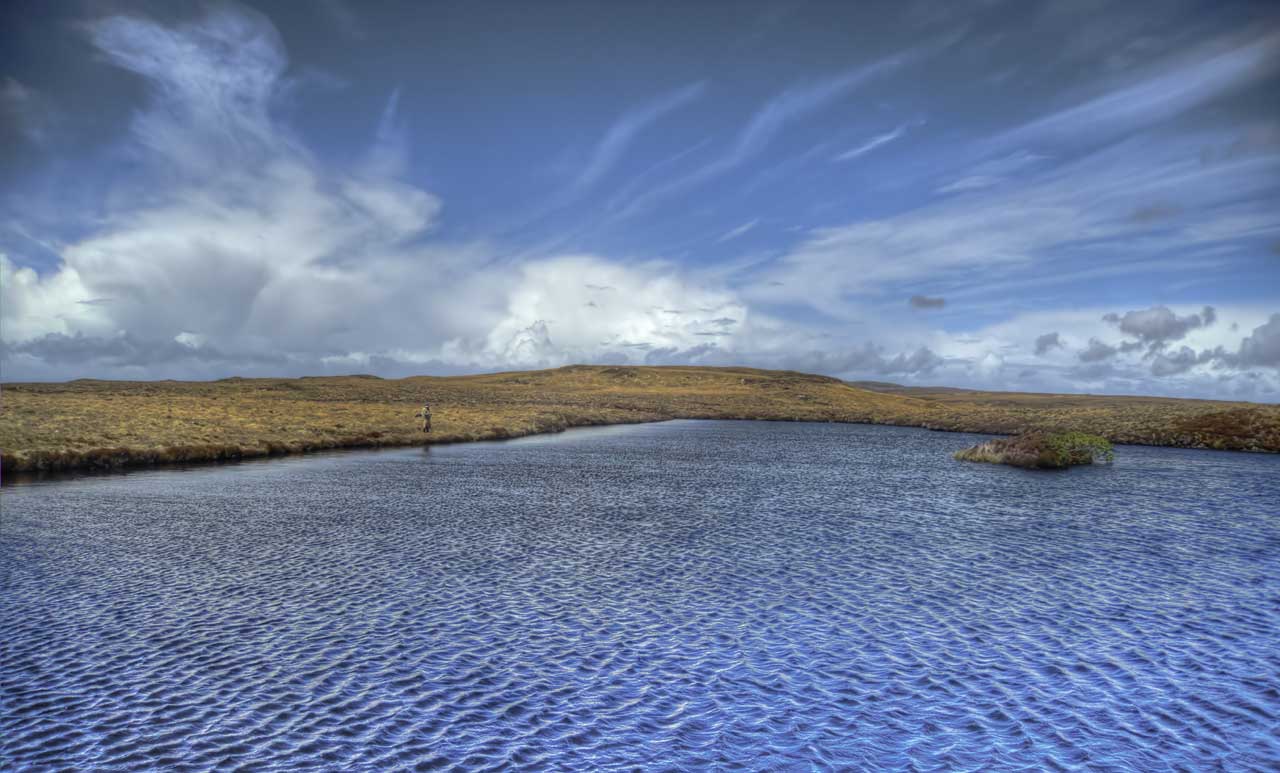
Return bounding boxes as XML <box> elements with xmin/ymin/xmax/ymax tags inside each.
<box><xmin>2</xmin><ymin>365</ymin><xmax>1277</xmax><ymax>474</ymax></box>
<box><xmin>954</xmin><ymin>431</ymin><xmax>1115</xmax><ymax>469</ymax></box>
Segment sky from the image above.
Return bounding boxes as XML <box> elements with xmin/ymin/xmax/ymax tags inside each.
<box><xmin>1</xmin><ymin>0</ymin><xmax>1278</xmax><ymax>399</ymax></box>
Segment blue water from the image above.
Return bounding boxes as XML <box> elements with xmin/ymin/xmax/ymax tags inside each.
<box><xmin>2</xmin><ymin>420</ymin><xmax>1279</xmax><ymax>770</ymax></box>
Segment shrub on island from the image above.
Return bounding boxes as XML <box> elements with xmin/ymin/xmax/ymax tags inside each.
<box><xmin>954</xmin><ymin>431</ymin><xmax>1114</xmax><ymax>469</ymax></box>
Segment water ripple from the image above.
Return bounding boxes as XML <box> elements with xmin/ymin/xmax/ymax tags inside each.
<box><xmin>3</xmin><ymin>421</ymin><xmax>1279</xmax><ymax>770</ymax></box>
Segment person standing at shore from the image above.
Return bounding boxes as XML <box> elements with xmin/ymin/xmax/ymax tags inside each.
<box><xmin>415</xmin><ymin>403</ymin><xmax>432</xmax><ymax>433</ymax></box>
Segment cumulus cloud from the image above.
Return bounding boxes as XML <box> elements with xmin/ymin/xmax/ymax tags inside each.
<box><xmin>1216</xmin><ymin>313</ymin><xmax>1280</xmax><ymax>369</ymax></box>
<box><xmin>1150</xmin><ymin>345</ymin><xmax>1213</xmax><ymax>376</ymax></box>
<box><xmin>1102</xmin><ymin>305</ymin><xmax>1216</xmax><ymax>347</ymax></box>
<box><xmin>446</xmin><ymin>255</ymin><xmax>747</xmax><ymax>369</ymax></box>
<box><xmin>1</xmin><ymin>6</ymin><xmax>458</xmax><ymax>378</ymax></box>
<box><xmin>1033</xmin><ymin>331</ymin><xmax>1062</xmax><ymax>355</ymax></box>
<box><xmin>1078</xmin><ymin>338</ymin><xmax>1118</xmax><ymax>362</ymax></box>
<box><xmin>0</xmin><ymin>254</ymin><xmax>111</xmax><ymax>342</ymax></box>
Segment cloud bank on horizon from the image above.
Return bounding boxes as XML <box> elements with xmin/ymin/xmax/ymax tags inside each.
<box><xmin>1</xmin><ymin>0</ymin><xmax>1278</xmax><ymax>399</ymax></box>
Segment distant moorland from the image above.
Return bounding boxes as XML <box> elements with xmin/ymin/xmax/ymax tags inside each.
<box><xmin>2</xmin><ymin>365</ymin><xmax>1278</xmax><ymax>473</ymax></box>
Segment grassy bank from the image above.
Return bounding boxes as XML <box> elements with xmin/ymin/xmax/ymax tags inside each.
<box><xmin>3</xmin><ymin>365</ymin><xmax>1278</xmax><ymax>474</ymax></box>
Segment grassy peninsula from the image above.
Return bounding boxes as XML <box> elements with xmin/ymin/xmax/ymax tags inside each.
<box><xmin>2</xmin><ymin>365</ymin><xmax>1278</xmax><ymax>473</ymax></box>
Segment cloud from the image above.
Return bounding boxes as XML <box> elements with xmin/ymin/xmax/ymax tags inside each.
<box><xmin>743</xmin><ymin>184</ymin><xmax>1088</xmax><ymax>314</ymax></box>
<box><xmin>89</xmin><ymin>6</ymin><xmax>291</xmax><ymax>176</ymax></box>
<box><xmin>832</xmin><ymin>345</ymin><xmax>944</xmax><ymax>376</ymax></box>
<box><xmin>366</xmin><ymin>87</ymin><xmax>408</xmax><ymax>177</ymax></box>
<box><xmin>1033</xmin><ymin>331</ymin><xmax>1062</xmax><ymax>355</ymax></box>
<box><xmin>715</xmin><ymin>219</ymin><xmax>760</xmax><ymax>243</ymax></box>
<box><xmin>879</xmin><ymin>346</ymin><xmax>944</xmax><ymax>375</ymax></box>
<box><xmin>833</xmin><ymin>124</ymin><xmax>908</xmax><ymax>162</ymax></box>
<box><xmin>998</xmin><ymin>29</ymin><xmax>1280</xmax><ymax>148</ymax></box>
<box><xmin>738</xmin><ymin>343</ymin><xmax>946</xmax><ymax>378</ymax></box>
<box><xmin>1</xmin><ymin>5</ymin><xmax>459</xmax><ymax>378</ymax></box>
<box><xmin>1078</xmin><ymin>338</ymin><xmax>1118</xmax><ymax>362</ymax></box>
<box><xmin>0</xmin><ymin>253</ymin><xmax>110</xmax><ymax>342</ymax></box>
<box><xmin>617</xmin><ymin>50</ymin><xmax>917</xmax><ymax>215</ymax></box>
<box><xmin>9</xmin><ymin>331</ymin><xmax>250</xmax><ymax>368</ymax></box>
<box><xmin>575</xmin><ymin>82</ymin><xmax>707</xmax><ymax>191</ymax></box>
<box><xmin>1216</xmin><ymin>313</ymin><xmax>1280</xmax><ymax>369</ymax></box>
<box><xmin>1102</xmin><ymin>305</ymin><xmax>1216</xmax><ymax>348</ymax></box>
<box><xmin>451</xmin><ymin>255</ymin><xmax>747</xmax><ymax>369</ymax></box>
<box><xmin>934</xmin><ymin>150</ymin><xmax>1048</xmax><ymax>194</ymax></box>
<box><xmin>908</xmin><ymin>294</ymin><xmax>945</xmax><ymax>309</ymax></box>
<box><xmin>1150</xmin><ymin>345</ymin><xmax>1213</xmax><ymax>376</ymax></box>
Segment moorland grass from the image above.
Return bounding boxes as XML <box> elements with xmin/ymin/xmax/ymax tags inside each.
<box><xmin>2</xmin><ymin>365</ymin><xmax>1277</xmax><ymax>473</ymax></box>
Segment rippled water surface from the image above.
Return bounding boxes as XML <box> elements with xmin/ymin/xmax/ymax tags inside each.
<box><xmin>3</xmin><ymin>421</ymin><xmax>1280</xmax><ymax>770</ymax></box>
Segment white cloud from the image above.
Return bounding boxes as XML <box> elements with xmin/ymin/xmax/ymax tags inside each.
<box><xmin>575</xmin><ymin>82</ymin><xmax>707</xmax><ymax>191</ymax></box>
<box><xmin>1</xmin><ymin>6</ymin><xmax>454</xmax><ymax>376</ymax></box>
<box><xmin>742</xmin><ymin>119</ymin><xmax>1280</xmax><ymax>317</ymax></box>
<box><xmin>715</xmin><ymin>219</ymin><xmax>760</xmax><ymax>243</ymax></box>
<box><xmin>457</xmin><ymin>255</ymin><xmax>747</xmax><ymax>368</ymax></box>
<box><xmin>615</xmin><ymin>49</ymin><xmax>920</xmax><ymax>216</ymax></box>
<box><xmin>0</xmin><ymin>253</ymin><xmax>112</xmax><ymax>342</ymax></box>
<box><xmin>998</xmin><ymin>28</ymin><xmax>1280</xmax><ymax>148</ymax></box>
<box><xmin>833</xmin><ymin>124</ymin><xmax>907</xmax><ymax>162</ymax></box>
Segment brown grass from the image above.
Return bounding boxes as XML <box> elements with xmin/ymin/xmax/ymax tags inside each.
<box><xmin>2</xmin><ymin>365</ymin><xmax>1277</xmax><ymax>473</ymax></box>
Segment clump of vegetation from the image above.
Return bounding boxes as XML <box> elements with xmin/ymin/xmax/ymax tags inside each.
<box><xmin>954</xmin><ymin>431</ymin><xmax>1115</xmax><ymax>469</ymax></box>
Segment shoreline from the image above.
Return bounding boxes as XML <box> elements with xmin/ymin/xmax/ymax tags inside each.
<box><xmin>4</xmin><ymin>365</ymin><xmax>1278</xmax><ymax>477</ymax></box>
<box><xmin>4</xmin><ymin>411</ymin><xmax>1274</xmax><ymax>482</ymax></box>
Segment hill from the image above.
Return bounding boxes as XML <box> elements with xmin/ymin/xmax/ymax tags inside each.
<box><xmin>3</xmin><ymin>365</ymin><xmax>1278</xmax><ymax>473</ymax></box>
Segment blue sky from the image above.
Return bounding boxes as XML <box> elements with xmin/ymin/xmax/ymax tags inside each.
<box><xmin>1</xmin><ymin>0</ymin><xmax>1278</xmax><ymax>398</ymax></box>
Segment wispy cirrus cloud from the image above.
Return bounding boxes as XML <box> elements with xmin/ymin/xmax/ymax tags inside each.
<box><xmin>744</xmin><ymin>104</ymin><xmax>1280</xmax><ymax>319</ymax></box>
<box><xmin>573</xmin><ymin>81</ymin><xmax>707</xmax><ymax>191</ymax></box>
<box><xmin>833</xmin><ymin>123</ymin><xmax>910</xmax><ymax>162</ymax></box>
<box><xmin>997</xmin><ymin>28</ymin><xmax>1280</xmax><ymax>149</ymax></box>
<box><xmin>715</xmin><ymin>219</ymin><xmax>759</xmax><ymax>243</ymax></box>
<box><xmin>615</xmin><ymin>50</ymin><xmax>920</xmax><ymax>216</ymax></box>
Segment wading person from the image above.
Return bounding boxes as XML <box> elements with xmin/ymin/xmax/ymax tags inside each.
<box><xmin>415</xmin><ymin>403</ymin><xmax>432</xmax><ymax>433</ymax></box>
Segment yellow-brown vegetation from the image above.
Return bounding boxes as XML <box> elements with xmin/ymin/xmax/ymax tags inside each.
<box><xmin>2</xmin><ymin>365</ymin><xmax>1277</xmax><ymax>473</ymax></box>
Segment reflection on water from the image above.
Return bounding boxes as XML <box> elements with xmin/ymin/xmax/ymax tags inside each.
<box><xmin>3</xmin><ymin>420</ymin><xmax>1278</xmax><ymax>769</ymax></box>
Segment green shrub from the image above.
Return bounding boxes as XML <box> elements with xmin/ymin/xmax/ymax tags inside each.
<box><xmin>1043</xmin><ymin>431</ymin><xmax>1114</xmax><ymax>466</ymax></box>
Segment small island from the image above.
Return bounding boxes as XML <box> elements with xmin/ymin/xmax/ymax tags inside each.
<box><xmin>954</xmin><ymin>431</ymin><xmax>1115</xmax><ymax>469</ymax></box>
